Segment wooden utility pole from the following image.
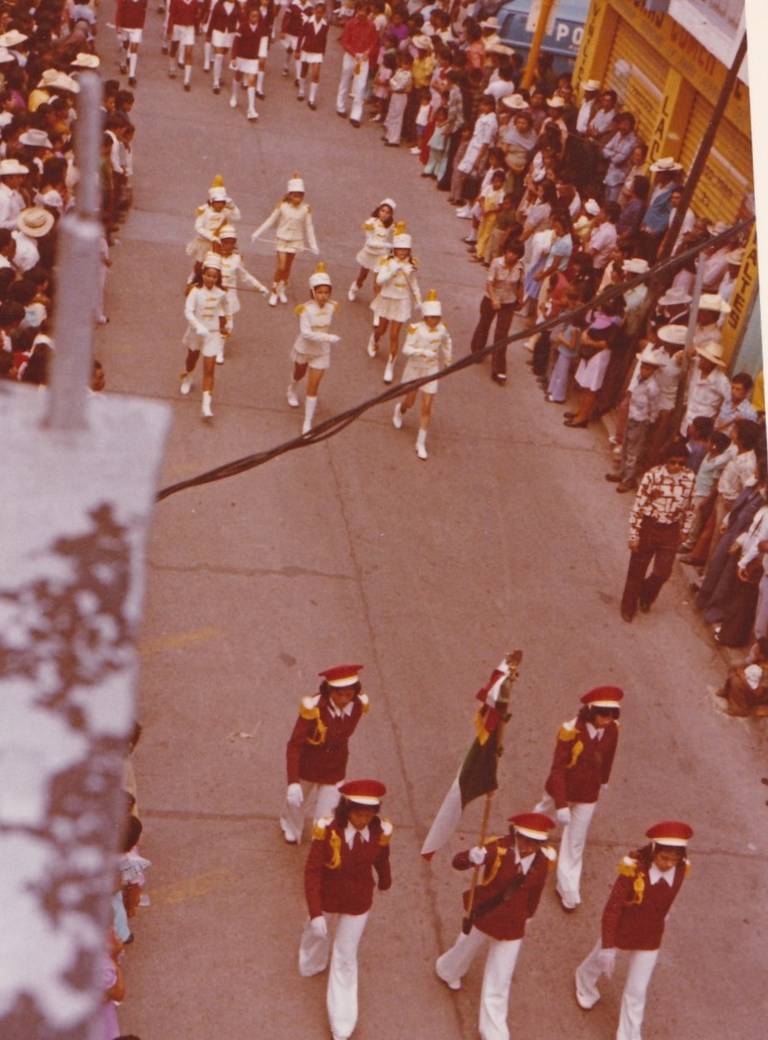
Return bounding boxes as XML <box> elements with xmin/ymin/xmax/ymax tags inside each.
<box><xmin>521</xmin><ymin>0</ymin><xmax>557</xmax><ymax>91</ymax></box>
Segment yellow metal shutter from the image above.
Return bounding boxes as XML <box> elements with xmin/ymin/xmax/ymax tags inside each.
<box><xmin>604</xmin><ymin>21</ymin><xmax>667</xmax><ymax>142</ymax></box>
<box><xmin>679</xmin><ymin>95</ymin><xmax>753</xmax><ymax>224</ymax></box>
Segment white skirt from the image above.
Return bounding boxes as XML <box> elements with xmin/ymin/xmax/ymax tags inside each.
<box><xmin>211</xmin><ymin>29</ymin><xmax>235</xmax><ymax>48</ymax></box>
<box><xmin>172</xmin><ymin>25</ymin><xmax>195</xmax><ymax>47</ymax></box>
<box><xmin>283</xmin><ymin>34</ymin><xmax>299</xmax><ymax>51</ymax></box>
<box><xmin>574</xmin><ymin>348</ymin><xmax>611</xmax><ymax>392</ymax></box>
<box><xmin>276</xmin><ymin>236</ymin><xmax>304</xmax><ymax>254</ymax></box>
<box><xmin>185</xmin><ymin>236</ymin><xmax>214</xmax><ymax>262</ymax></box>
<box><xmin>402</xmin><ymin>357</ymin><xmax>439</xmax><ymax>393</ymax></box>
<box><xmin>290</xmin><ymin>345</ymin><xmax>330</xmax><ymax>370</ymax></box>
<box><xmin>226</xmin><ymin>288</ymin><xmax>241</xmax><ymax>315</ymax></box>
<box><xmin>235</xmin><ymin>56</ymin><xmax>259</xmax><ymax>75</ymax></box>
<box><xmin>183</xmin><ymin>326</ymin><xmax>222</xmax><ymax>357</ymax></box>
<box><xmin>300</xmin><ymin>51</ymin><xmax>324</xmax><ymax>64</ymax></box>
<box><xmin>118</xmin><ymin>27</ymin><xmax>143</xmax><ymax>44</ymax></box>
<box><xmin>356</xmin><ymin>245</ymin><xmax>387</xmax><ymax>271</ymax></box>
<box><xmin>371</xmin><ymin>295</ymin><xmax>411</xmax><ymax>324</ymax></box>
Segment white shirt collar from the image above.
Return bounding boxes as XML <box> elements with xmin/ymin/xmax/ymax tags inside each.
<box><xmin>649</xmin><ymin>863</ymin><xmax>676</xmax><ymax>886</ymax></box>
<box><xmin>344</xmin><ymin>824</ymin><xmax>369</xmax><ymax>848</ymax></box>
<box><xmin>514</xmin><ymin>846</ymin><xmax>535</xmax><ymax>874</ymax></box>
<box><xmin>327</xmin><ymin>699</ymin><xmax>355</xmax><ymax>718</ymax></box>
<box><xmin>586</xmin><ymin>722</ymin><xmax>604</xmax><ymax>740</ymax></box>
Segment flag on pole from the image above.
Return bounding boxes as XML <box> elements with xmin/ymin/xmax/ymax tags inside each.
<box><xmin>421</xmin><ymin>659</ymin><xmax>516</xmax><ymax>860</ymax></box>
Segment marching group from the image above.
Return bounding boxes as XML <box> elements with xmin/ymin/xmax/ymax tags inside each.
<box><xmin>279</xmin><ymin>661</ymin><xmax>693</xmax><ymax>1040</ymax></box>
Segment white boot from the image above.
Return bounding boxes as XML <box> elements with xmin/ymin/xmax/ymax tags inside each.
<box><xmin>168</xmin><ymin>56</ymin><xmax>177</xmax><ymax>78</ymax></box>
<box><xmin>286</xmin><ymin>382</ymin><xmax>300</xmax><ymax>407</ymax></box>
<box><xmin>416</xmin><ymin>428</ymin><xmax>428</xmax><ymax>460</ymax></box>
<box><xmin>302</xmin><ymin>395</ymin><xmax>317</xmax><ymax>433</ymax></box>
<box><xmin>183</xmin><ymin>64</ymin><xmax>192</xmax><ymax>90</ymax></box>
<box><xmin>179</xmin><ymin>372</ymin><xmax>192</xmax><ymax>395</ymax></box>
<box><xmin>392</xmin><ymin>403</ymin><xmax>403</xmax><ymax>429</ymax></box>
<box><xmin>366</xmin><ymin>333</ymin><xmax>377</xmax><ymax>357</ymax></box>
<box><xmin>348</xmin><ymin>281</ymin><xmax>359</xmax><ymax>302</ymax></box>
<box><xmin>297</xmin><ymin>77</ymin><xmax>306</xmax><ymax>99</ymax></box>
<box><xmin>128</xmin><ymin>51</ymin><xmax>138</xmax><ymax>82</ymax></box>
<box><xmin>268</xmin><ymin>286</ymin><xmax>278</xmax><ymax>306</ymax></box>
<box><xmin>277</xmin><ymin>282</ymin><xmax>288</xmax><ymax>304</ymax></box>
<box><xmin>202</xmin><ymin>391</ymin><xmax>213</xmax><ymax>418</ymax></box>
<box><xmin>383</xmin><ymin>356</ymin><xmax>395</xmax><ymax>383</ymax></box>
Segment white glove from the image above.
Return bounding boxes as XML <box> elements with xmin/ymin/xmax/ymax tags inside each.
<box><xmin>327</xmin><ymin>334</ymin><xmax>340</xmax><ymax>344</ymax></box>
<box><xmin>600</xmin><ymin>783</ymin><xmax>609</xmax><ymax>794</ymax></box>
<box><xmin>597</xmin><ymin>948</ymin><xmax>616</xmax><ymax>978</ymax></box>
<box><xmin>286</xmin><ymin>783</ymin><xmax>304</xmax><ymax>808</ymax></box>
<box><xmin>468</xmin><ymin>846</ymin><xmax>487</xmax><ymax>866</ymax></box>
<box><xmin>310</xmin><ymin>916</ymin><xmax>327</xmax><ymax>939</ymax></box>
<box><xmin>556</xmin><ymin>807</ymin><xmax>571</xmax><ymax>827</ymax></box>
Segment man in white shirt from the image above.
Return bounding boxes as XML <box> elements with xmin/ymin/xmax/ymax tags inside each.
<box><xmin>586</xmin><ymin>201</ymin><xmax>620</xmax><ymax>271</ymax></box>
<box><xmin>680</xmin><ymin>341</ymin><xmax>731</xmax><ymax>435</ymax></box>
<box><xmin>0</xmin><ymin>159</ymin><xmax>29</xmax><ymax>230</ymax></box>
<box><xmin>575</xmin><ymin>79</ymin><xmax>600</xmax><ymax>134</ymax></box>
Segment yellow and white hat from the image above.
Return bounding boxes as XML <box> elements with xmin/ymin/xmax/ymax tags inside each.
<box><xmin>208</xmin><ymin>174</ymin><xmax>228</xmax><ymax>202</ymax></box>
<box><xmin>287</xmin><ymin>171</ymin><xmax>306</xmax><ymax>193</ymax></box>
<box><xmin>308</xmin><ymin>261</ymin><xmax>332</xmax><ymax>289</ymax></box>
<box><xmin>392</xmin><ymin>221</ymin><xmax>412</xmax><ymax>250</ymax></box>
<box><xmin>202</xmin><ymin>252</ymin><xmax>222</xmax><ymax>271</ymax></box>
<box><xmin>421</xmin><ymin>289</ymin><xmax>442</xmax><ymax>317</ymax></box>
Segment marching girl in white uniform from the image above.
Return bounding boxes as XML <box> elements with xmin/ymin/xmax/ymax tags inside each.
<box><xmin>216</xmin><ymin>223</ymin><xmax>268</xmax><ymax>361</ymax></box>
<box><xmin>251</xmin><ymin>173</ymin><xmax>318</xmax><ymax>306</ymax></box>
<box><xmin>179</xmin><ymin>253</ymin><xmax>231</xmax><ymax>418</ymax></box>
<box><xmin>185</xmin><ymin>175</ymin><xmax>241</xmax><ymax>277</ymax></box>
<box><xmin>286</xmin><ymin>262</ymin><xmax>340</xmax><ymax>434</ymax></box>
<box><xmin>367</xmin><ymin>222</ymin><xmax>422</xmax><ymax>384</ymax></box>
<box><xmin>347</xmin><ymin>197</ymin><xmax>396</xmax><ymax>302</ymax></box>
<box><xmin>296</xmin><ymin>0</ymin><xmax>329</xmax><ymax>109</ymax></box>
<box><xmin>392</xmin><ymin>290</ymin><xmax>452</xmax><ymax>460</ymax></box>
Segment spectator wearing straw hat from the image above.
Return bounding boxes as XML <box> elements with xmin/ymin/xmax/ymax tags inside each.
<box><xmin>680</xmin><ymin>340</ymin><xmax>730</xmax><ymax>436</ymax></box>
<box><xmin>607</xmin><ymin>345</ymin><xmax>664</xmax><ymax>492</ymax></box>
<box><xmin>0</xmin><ymin>158</ymin><xmax>29</xmax><ymax>230</ymax></box>
<box><xmin>14</xmin><ymin>206</ymin><xmax>54</xmax><ymax>272</ymax></box>
<box><xmin>638</xmin><ymin>157</ymin><xmax>683</xmax><ymax>260</ymax></box>
<box><xmin>575</xmin><ymin>821</ymin><xmax>693</xmax><ymax>1040</ymax></box>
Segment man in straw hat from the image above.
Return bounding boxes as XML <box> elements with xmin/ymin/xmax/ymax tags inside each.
<box><xmin>575</xmin><ymin>821</ymin><xmax>693</xmax><ymax>1039</ymax></box>
<box><xmin>435</xmin><ymin>813</ymin><xmax>556</xmax><ymax>1040</ymax></box>
<box><xmin>638</xmin><ymin>156</ymin><xmax>683</xmax><ymax>260</ymax></box>
<box><xmin>606</xmin><ymin>345</ymin><xmax>664</xmax><ymax>493</ymax></box>
<box><xmin>14</xmin><ymin>207</ymin><xmax>54</xmax><ymax>272</ymax></box>
<box><xmin>680</xmin><ymin>339</ymin><xmax>730</xmax><ymax>436</ymax></box>
<box><xmin>620</xmin><ymin>438</ymin><xmax>695</xmax><ymax>622</ymax></box>
<box><xmin>0</xmin><ymin>159</ymin><xmax>29</xmax><ymax>231</ymax></box>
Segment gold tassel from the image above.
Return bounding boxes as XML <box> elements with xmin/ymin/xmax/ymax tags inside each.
<box><xmin>478</xmin><ymin>842</ymin><xmax>506</xmax><ymax>886</ymax></box>
<box><xmin>632</xmin><ymin>874</ymin><xmax>645</xmax><ymax>905</ymax></box>
<box><xmin>474</xmin><ymin>709</ymin><xmax>491</xmax><ymax>746</ymax></box>
<box><xmin>567</xmin><ymin>739</ymin><xmax>584</xmax><ymax>769</ymax></box>
<box><xmin>307</xmin><ymin>717</ymin><xmax>327</xmax><ymax>746</ymax></box>
<box><xmin>325</xmin><ymin>828</ymin><xmax>342</xmax><ymax>870</ymax></box>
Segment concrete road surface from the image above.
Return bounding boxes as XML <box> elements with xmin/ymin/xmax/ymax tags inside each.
<box><xmin>96</xmin><ymin>5</ymin><xmax>767</xmax><ymax>1038</ymax></box>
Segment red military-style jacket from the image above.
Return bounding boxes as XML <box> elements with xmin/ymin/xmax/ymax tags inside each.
<box><xmin>544</xmin><ymin>717</ymin><xmax>619</xmax><ymax>807</ymax></box>
<box><xmin>285</xmin><ymin>691</ymin><xmax>368</xmax><ymax>785</ymax></box>
<box><xmin>208</xmin><ymin>0</ymin><xmax>239</xmax><ymax>33</ymax></box>
<box><xmin>453</xmin><ymin>834</ymin><xmax>554</xmax><ymax>941</ymax></box>
<box><xmin>116</xmin><ymin>0</ymin><xmax>148</xmax><ymax>30</ymax></box>
<box><xmin>602</xmin><ymin>848</ymin><xmax>688</xmax><ymax>951</ymax></box>
<box><xmin>305</xmin><ymin>815</ymin><xmax>392</xmax><ymax>918</ymax></box>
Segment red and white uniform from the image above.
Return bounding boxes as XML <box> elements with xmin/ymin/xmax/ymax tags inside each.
<box><xmin>281</xmin><ymin>0</ymin><xmax>312</xmax><ymax>48</ymax></box>
<box><xmin>576</xmin><ymin>847</ymin><xmax>689</xmax><ymax>1040</ymax></box>
<box><xmin>298</xmin><ymin>13</ymin><xmax>328</xmax><ymax>63</ymax></box>
<box><xmin>167</xmin><ymin>0</ymin><xmax>198</xmax><ymax>46</ymax></box>
<box><xmin>299</xmin><ymin>812</ymin><xmax>392</xmax><ymax>1040</ymax></box>
<box><xmin>279</xmin><ymin>690</ymin><xmax>369</xmax><ymax>843</ymax></box>
<box><xmin>208</xmin><ymin>0</ymin><xmax>239</xmax><ymax>47</ymax></box>
<box><xmin>116</xmin><ymin>0</ymin><xmax>148</xmax><ymax>42</ymax></box>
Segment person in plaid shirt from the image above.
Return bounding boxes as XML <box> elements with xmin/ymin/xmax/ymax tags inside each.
<box><xmin>620</xmin><ymin>438</ymin><xmax>695</xmax><ymax>622</ymax></box>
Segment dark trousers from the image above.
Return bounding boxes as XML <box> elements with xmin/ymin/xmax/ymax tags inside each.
<box><xmin>438</xmin><ymin>129</ymin><xmax>463</xmax><ymax>192</ymax></box>
<box><xmin>621</xmin><ymin>518</ymin><xmax>681</xmax><ymax>618</ymax></box>
<box><xmin>470</xmin><ymin>297</ymin><xmax>515</xmax><ymax>376</ymax></box>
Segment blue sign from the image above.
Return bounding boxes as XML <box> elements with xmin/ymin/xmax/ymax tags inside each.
<box><xmin>499</xmin><ymin>0</ymin><xmax>590</xmax><ymax>63</ymax></box>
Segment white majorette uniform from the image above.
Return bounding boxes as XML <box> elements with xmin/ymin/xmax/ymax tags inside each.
<box><xmin>252</xmin><ymin>192</ymin><xmax>318</xmax><ymax>256</ymax></box>
<box><xmin>183</xmin><ymin>278</ymin><xmax>231</xmax><ymax>358</ymax></box>
<box><xmin>371</xmin><ymin>254</ymin><xmax>421</xmax><ymax>326</ymax></box>
<box><xmin>356</xmin><ymin>204</ymin><xmax>395</xmax><ymax>274</ymax></box>
<box><xmin>287</xmin><ymin>262</ymin><xmax>340</xmax><ymax>433</ymax></box>
<box><xmin>186</xmin><ymin>176</ymin><xmax>241</xmax><ymax>262</ymax></box>
<box><xmin>217</xmin><ymin>224</ymin><xmax>267</xmax><ymax>347</ymax></box>
<box><xmin>400</xmin><ymin>311</ymin><xmax>453</xmax><ymax>394</ymax></box>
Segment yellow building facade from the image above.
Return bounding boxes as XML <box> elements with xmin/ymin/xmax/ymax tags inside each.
<box><xmin>573</xmin><ymin>0</ymin><xmax>756</xmax><ymax>365</ymax></box>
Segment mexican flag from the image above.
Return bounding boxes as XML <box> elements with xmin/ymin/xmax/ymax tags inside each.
<box><xmin>420</xmin><ymin>657</ymin><xmax>518</xmax><ymax>860</ymax></box>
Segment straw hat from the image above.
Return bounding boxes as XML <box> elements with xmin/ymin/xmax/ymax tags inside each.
<box><xmin>695</xmin><ymin>340</ymin><xmax>726</xmax><ymax>366</ymax></box>
<box><xmin>17</xmin><ymin>206</ymin><xmax>55</xmax><ymax>238</ymax></box>
<box><xmin>0</xmin><ymin>30</ymin><xmax>28</xmax><ymax>48</ymax></box>
<box><xmin>649</xmin><ymin>156</ymin><xmax>682</xmax><ymax>173</ymax></box>
<box><xmin>658</xmin><ymin>287</ymin><xmax>692</xmax><ymax>307</ymax></box>
<box><xmin>582</xmin><ymin>79</ymin><xmax>601</xmax><ymax>92</ymax></box>
<box><xmin>657</xmin><ymin>324</ymin><xmax>688</xmax><ymax>346</ymax></box>
<box><xmin>699</xmin><ymin>293</ymin><xmax>731</xmax><ymax>314</ymax></box>
<box><xmin>623</xmin><ymin>257</ymin><xmax>649</xmax><ymax>274</ymax></box>
<box><xmin>412</xmin><ymin>34</ymin><xmax>433</xmax><ymax>50</ymax></box>
<box><xmin>19</xmin><ymin>128</ymin><xmax>53</xmax><ymax>149</ymax></box>
<box><xmin>546</xmin><ymin>95</ymin><xmax>565</xmax><ymax>109</ymax></box>
<box><xmin>71</xmin><ymin>52</ymin><xmax>100</xmax><ymax>69</ymax></box>
<box><xmin>37</xmin><ymin>70</ymin><xmax>80</xmax><ymax>93</ymax></box>
<box><xmin>0</xmin><ymin>158</ymin><xmax>29</xmax><ymax>176</ymax></box>
<box><xmin>502</xmin><ymin>93</ymin><xmax>529</xmax><ymax>110</ymax></box>
<box><xmin>636</xmin><ymin>344</ymin><xmax>665</xmax><ymax>367</ymax></box>
<box><xmin>584</xmin><ymin>199</ymin><xmax>600</xmax><ymax>216</ymax></box>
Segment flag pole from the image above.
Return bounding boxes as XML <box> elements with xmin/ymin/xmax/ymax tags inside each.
<box><xmin>461</xmin><ymin>650</ymin><xmax>522</xmax><ymax>934</ymax></box>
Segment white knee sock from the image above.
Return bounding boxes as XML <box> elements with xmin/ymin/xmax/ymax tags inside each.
<box><xmin>304</xmin><ymin>395</ymin><xmax>317</xmax><ymax>427</ymax></box>
<box><xmin>213</xmin><ymin>54</ymin><xmax>223</xmax><ymax>86</ymax></box>
<box><xmin>230</xmin><ymin>78</ymin><xmax>238</xmax><ymax>102</ymax></box>
<box><xmin>247</xmin><ymin>85</ymin><xmax>256</xmax><ymax>113</ymax></box>
<box><xmin>256</xmin><ymin>70</ymin><xmax>265</xmax><ymax>93</ymax></box>
<box><xmin>128</xmin><ymin>51</ymin><xmax>138</xmax><ymax>78</ymax></box>
<box><xmin>308</xmin><ymin>81</ymin><xmax>318</xmax><ymax>104</ymax></box>
<box><xmin>183</xmin><ymin>63</ymin><xmax>192</xmax><ymax>86</ymax></box>
<box><xmin>204</xmin><ymin>41</ymin><xmax>212</xmax><ymax>70</ymax></box>
<box><xmin>417</xmin><ymin>429</ymin><xmax>427</xmax><ymax>449</ymax></box>
<box><xmin>294</xmin><ymin>57</ymin><xmax>302</xmax><ymax>80</ymax></box>
<box><xmin>297</xmin><ymin>77</ymin><xmax>305</xmax><ymax>97</ymax></box>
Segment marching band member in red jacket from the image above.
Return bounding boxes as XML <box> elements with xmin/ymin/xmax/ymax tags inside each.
<box><xmin>296</xmin><ymin>0</ymin><xmax>329</xmax><ymax>109</ymax></box>
<box><xmin>207</xmin><ymin>0</ymin><xmax>239</xmax><ymax>94</ymax></box>
<box><xmin>115</xmin><ymin>0</ymin><xmax>147</xmax><ymax>86</ymax></box>
<box><xmin>575</xmin><ymin>821</ymin><xmax>693</xmax><ymax>1040</ymax></box>
<box><xmin>436</xmin><ymin>813</ymin><xmax>556</xmax><ymax>1040</ymax></box>
<box><xmin>300</xmin><ymin>779</ymin><xmax>392</xmax><ymax>1040</ymax></box>
<box><xmin>533</xmin><ymin>686</ymin><xmax>623</xmax><ymax>911</ymax></box>
<box><xmin>280</xmin><ymin>664</ymin><xmax>369</xmax><ymax>844</ymax></box>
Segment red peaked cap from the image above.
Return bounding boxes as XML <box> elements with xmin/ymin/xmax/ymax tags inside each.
<box><xmin>581</xmin><ymin>686</ymin><xmax>624</xmax><ymax>707</ymax></box>
<box><xmin>339</xmin><ymin>779</ymin><xmax>386</xmax><ymax>805</ymax></box>
<box><xmin>318</xmin><ymin>664</ymin><xmax>363</xmax><ymax>687</ymax></box>
<box><xmin>507</xmin><ymin>812</ymin><xmax>555</xmax><ymax>840</ymax></box>
<box><xmin>645</xmin><ymin>821</ymin><xmax>693</xmax><ymax>846</ymax></box>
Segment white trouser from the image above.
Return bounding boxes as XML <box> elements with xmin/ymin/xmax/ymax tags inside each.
<box><xmin>534</xmin><ymin>792</ymin><xmax>596</xmax><ymax>907</ymax></box>
<box><xmin>436</xmin><ymin>928</ymin><xmax>522</xmax><ymax>1040</ymax></box>
<box><xmin>299</xmin><ymin>911</ymin><xmax>369</xmax><ymax>1040</ymax></box>
<box><xmin>575</xmin><ymin>938</ymin><xmax>659</xmax><ymax>1040</ymax></box>
<box><xmin>280</xmin><ymin>781</ymin><xmax>341</xmax><ymax>843</ymax></box>
<box><xmin>336</xmin><ymin>52</ymin><xmax>369</xmax><ymax>122</ymax></box>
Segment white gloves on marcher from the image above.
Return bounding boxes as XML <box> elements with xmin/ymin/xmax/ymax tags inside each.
<box><xmin>286</xmin><ymin>783</ymin><xmax>304</xmax><ymax>808</ymax></box>
<box><xmin>600</xmin><ymin>783</ymin><xmax>609</xmax><ymax>794</ymax></box>
<box><xmin>310</xmin><ymin>916</ymin><xmax>327</xmax><ymax>939</ymax></box>
<box><xmin>556</xmin><ymin>807</ymin><xmax>572</xmax><ymax>827</ymax></box>
<box><xmin>597</xmin><ymin>948</ymin><xmax>616</xmax><ymax>978</ymax></box>
<box><xmin>468</xmin><ymin>846</ymin><xmax>487</xmax><ymax>865</ymax></box>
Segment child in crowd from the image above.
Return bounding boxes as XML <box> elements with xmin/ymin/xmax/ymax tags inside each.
<box><xmin>678</xmin><ymin>430</ymin><xmax>731</xmax><ymax>554</ymax></box>
<box><xmin>370</xmin><ymin>52</ymin><xmax>395</xmax><ymax>122</ymax></box>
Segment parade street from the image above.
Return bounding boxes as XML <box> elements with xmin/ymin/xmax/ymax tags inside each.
<box><xmin>97</xmin><ymin>7</ymin><xmax>766</xmax><ymax>1038</ymax></box>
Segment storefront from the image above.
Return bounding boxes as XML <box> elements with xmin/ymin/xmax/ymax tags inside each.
<box><xmin>572</xmin><ymin>0</ymin><xmax>755</xmax><ymax>368</ymax></box>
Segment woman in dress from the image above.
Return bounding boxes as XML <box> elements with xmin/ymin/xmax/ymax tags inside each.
<box><xmin>251</xmin><ymin>172</ymin><xmax>318</xmax><ymax>305</ymax></box>
<box><xmin>392</xmin><ymin>289</ymin><xmax>452</xmax><ymax>461</ymax></box>
<box><xmin>565</xmin><ymin>298</ymin><xmax>623</xmax><ymax>428</ymax></box>
<box><xmin>347</xmin><ymin>197</ymin><xmax>395</xmax><ymax>302</ymax></box>
<box><xmin>287</xmin><ymin>261</ymin><xmax>340</xmax><ymax>434</ymax></box>
<box><xmin>367</xmin><ymin>221</ymin><xmax>422</xmax><ymax>384</ymax></box>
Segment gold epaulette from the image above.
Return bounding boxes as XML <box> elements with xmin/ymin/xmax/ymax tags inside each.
<box><xmin>359</xmin><ymin>693</ymin><xmax>370</xmax><ymax>714</ymax></box>
<box><xmin>379</xmin><ymin>818</ymin><xmax>394</xmax><ymax>845</ymax></box>
<box><xmin>407</xmin><ymin>324</ymin><xmax>417</xmax><ymax>335</ymax></box>
<box><xmin>312</xmin><ymin>816</ymin><xmax>332</xmax><ymax>840</ymax></box>
<box><xmin>541</xmin><ymin>844</ymin><xmax>557</xmax><ymax>867</ymax></box>
<box><xmin>480</xmin><ymin>841</ymin><xmax>507</xmax><ymax>885</ymax></box>
<box><xmin>618</xmin><ymin>855</ymin><xmax>637</xmax><ymax>878</ymax></box>
<box><xmin>299</xmin><ymin>694</ymin><xmax>321</xmax><ymax>720</ymax></box>
<box><xmin>362</xmin><ymin>220</ymin><xmax>374</xmax><ymax>231</ymax></box>
<box><xmin>195</xmin><ymin>204</ymin><xmax>206</xmax><ymax>216</ymax></box>
<box><xmin>558</xmin><ymin>724</ymin><xmax>577</xmax><ymax>741</ymax></box>
<box><xmin>685</xmin><ymin>860</ymin><xmax>692</xmax><ymax>877</ymax></box>
<box><xmin>326</xmin><ymin>827</ymin><xmax>342</xmax><ymax>869</ymax></box>
<box><xmin>295</xmin><ymin>303</ymin><xmax>305</xmax><ymax>315</ymax></box>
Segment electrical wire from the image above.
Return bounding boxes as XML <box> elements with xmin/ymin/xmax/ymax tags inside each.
<box><xmin>157</xmin><ymin>218</ymin><xmax>753</xmax><ymax>502</ymax></box>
